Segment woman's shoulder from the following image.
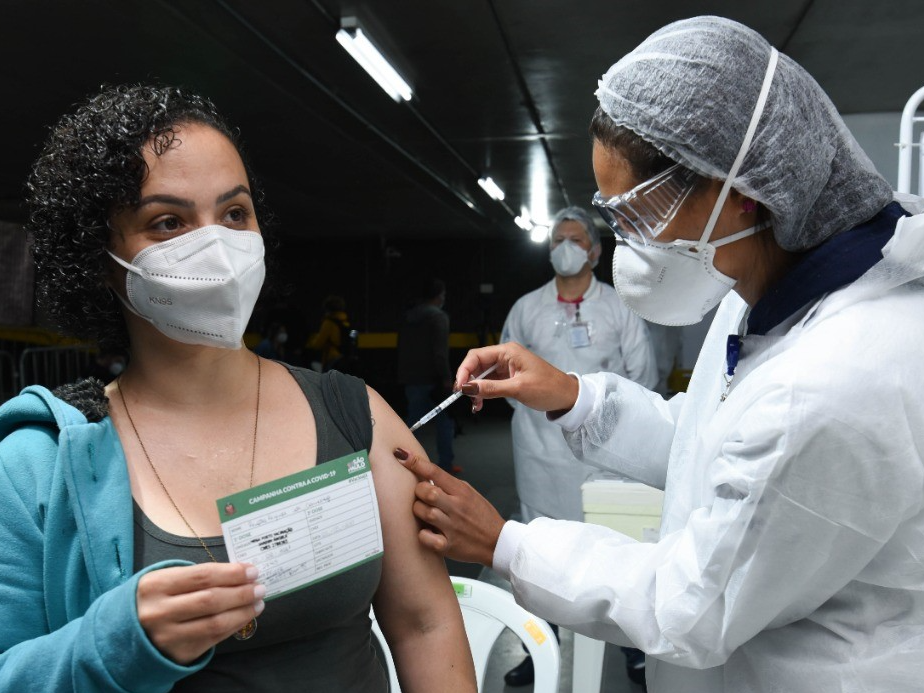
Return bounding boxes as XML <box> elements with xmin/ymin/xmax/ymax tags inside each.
<box><xmin>280</xmin><ymin>363</ymin><xmax>367</xmax><ymax>396</ymax></box>
<box><xmin>802</xmin><ymin>285</ymin><xmax>924</xmax><ymax>376</ymax></box>
<box><xmin>363</xmin><ymin>387</ymin><xmax>417</xmax><ymax>492</ymax></box>
<box><xmin>737</xmin><ymin>290</ymin><xmax>924</xmax><ymax>435</ymax></box>
<box><xmin>0</xmin><ymin>382</ymin><xmax>92</xmax><ymax>438</ymax></box>
<box><xmin>279</xmin><ymin>363</ymin><xmax>373</xmax><ymax>451</ymax></box>
<box><xmin>0</xmin><ymin>386</ymin><xmax>84</xmax><ymax>498</ymax></box>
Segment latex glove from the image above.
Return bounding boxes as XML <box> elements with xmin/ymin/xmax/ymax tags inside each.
<box><xmin>455</xmin><ymin>342</ymin><xmax>579</xmax><ymax>414</ymax></box>
<box><xmin>137</xmin><ymin>563</ymin><xmax>264</xmax><ymax>664</ymax></box>
<box><xmin>394</xmin><ymin>447</ymin><xmax>505</xmax><ymax>567</ymax></box>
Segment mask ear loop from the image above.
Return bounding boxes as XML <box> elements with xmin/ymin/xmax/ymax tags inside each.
<box><xmin>106</xmin><ymin>213</ymin><xmax>143</xmax><ymax>318</ymax></box>
<box><xmin>710</xmin><ymin>219</ymin><xmax>773</xmax><ymax>248</ymax></box>
<box><xmin>105</xmin><ymin>251</ymin><xmax>150</xmax><ymax>321</ymax></box>
<box><xmin>696</xmin><ymin>47</ymin><xmax>779</xmax><ymax>253</ymax></box>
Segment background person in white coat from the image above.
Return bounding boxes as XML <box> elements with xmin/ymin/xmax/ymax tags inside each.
<box><xmin>394</xmin><ymin>15</ymin><xmax>924</xmax><ymax>693</ymax></box>
<box><xmin>502</xmin><ymin>206</ymin><xmax>657</xmax><ymax>526</ymax></box>
<box><xmin>500</xmin><ymin>206</ymin><xmax>656</xmax><ymax>686</ymax></box>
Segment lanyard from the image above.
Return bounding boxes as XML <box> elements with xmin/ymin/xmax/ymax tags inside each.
<box><xmin>720</xmin><ymin>334</ymin><xmax>742</xmax><ymax>402</ymax></box>
<box><xmin>557</xmin><ymin>294</ymin><xmax>584</xmax><ymax>322</ymax></box>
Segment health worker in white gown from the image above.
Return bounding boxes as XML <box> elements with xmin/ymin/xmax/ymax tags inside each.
<box><xmin>501</xmin><ymin>206</ymin><xmax>657</xmax><ymax>523</ymax></box>
<box><xmin>393</xmin><ymin>15</ymin><xmax>924</xmax><ymax>693</ymax></box>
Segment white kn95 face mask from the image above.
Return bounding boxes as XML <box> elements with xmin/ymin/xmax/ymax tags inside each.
<box><xmin>550</xmin><ymin>240</ymin><xmax>589</xmax><ymax>277</ymax></box>
<box><xmin>108</xmin><ymin>225</ymin><xmax>265</xmax><ymax>349</ymax></box>
<box><xmin>613</xmin><ymin>222</ymin><xmax>768</xmax><ymax>326</ymax></box>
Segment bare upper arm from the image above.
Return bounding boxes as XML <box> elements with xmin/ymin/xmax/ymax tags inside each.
<box><xmin>365</xmin><ymin>386</ymin><xmax>461</xmax><ymax>635</ymax></box>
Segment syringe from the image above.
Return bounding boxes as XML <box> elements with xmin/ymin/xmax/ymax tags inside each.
<box><xmin>409</xmin><ymin>364</ymin><xmax>499</xmax><ymax>432</ymax></box>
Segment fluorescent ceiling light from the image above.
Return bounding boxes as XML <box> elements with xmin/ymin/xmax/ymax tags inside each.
<box><xmin>516</xmin><ymin>204</ymin><xmax>549</xmax><ymax>241</ymax></box>
<box><xmin>530</xmin><ymin>225</ymin><xmax>549</xmax><ymax>243</ymax></box>
<box><xmin>515</xmin><ymin>205</ymin><xmax>533</xmax><ymax>230</ymax></box>
<box><xmin>477</xmin><ymin>176</ymin><xmax>505</xmax><ymax>201</ymax></box>
<box><xmin>336</xmin><ymin>20</ymin><xmax>412</xmax><ymax>102</ymax></box>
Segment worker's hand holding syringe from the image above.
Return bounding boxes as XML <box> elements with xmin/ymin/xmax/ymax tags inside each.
<box><xmin>452</xmin><ymin>342</ymin><xmax>580</xmax><ymax>415</ymax></box>
<box><xmin>396</xmin><ymin>342</ymin><xmax>579</xmax><ymax>564</ymax></box>
<box><xmin>409</xmin><ymin>363</ymin><xmax>499</xmax><ymax>431</ymax></box>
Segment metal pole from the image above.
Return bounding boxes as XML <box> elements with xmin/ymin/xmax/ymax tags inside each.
<box><xmin>897</xmin><ymin>86</ymin><xmax>924</xmax><ymax>193</ymax></box>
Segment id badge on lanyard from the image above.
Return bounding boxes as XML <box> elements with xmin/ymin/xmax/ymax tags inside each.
<box><xmin>557</xmin><ymin>297</ymin><xmax>592</xmax><ymax>348</ymax></box>
<box><xmin>569</xmin><ymin>320</ymin><xmax>591</xmax><ymax>348</ymax></box>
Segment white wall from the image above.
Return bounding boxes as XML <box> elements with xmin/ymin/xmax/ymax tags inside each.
<box><xmin>842</xmin><ymin>111</ymin><xmax>904</xmax><ymax>190</ymax></box>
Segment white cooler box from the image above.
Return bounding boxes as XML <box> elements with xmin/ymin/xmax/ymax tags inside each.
<box><xmin>581</xmin><ymin>477</ymin><xmax>664</xmax><ymax>543</ymax></box>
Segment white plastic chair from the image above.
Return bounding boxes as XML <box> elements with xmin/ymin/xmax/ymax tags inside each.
<box><xmin>371</xmin><ymin>575</ymin><xmax>560</xmax><ymax>693</ymax></box>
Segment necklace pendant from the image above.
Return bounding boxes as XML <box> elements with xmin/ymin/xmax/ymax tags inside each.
<box><xmin>234</xmin><ymin>617</ymin><xmax>258</xmax><ymax>641</ymax></box>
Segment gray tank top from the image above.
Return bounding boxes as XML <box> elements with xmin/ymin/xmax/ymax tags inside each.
<box><xmin>133</xmin><ymin>367</ymin><xmax>387</xmax><ymax>692</ymax></box>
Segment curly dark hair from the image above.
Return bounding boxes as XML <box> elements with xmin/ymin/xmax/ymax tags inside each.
<box><xmin>26</xmin><ymin>84</ymin><xmax>268</xmax><ymax>350</ymax></box>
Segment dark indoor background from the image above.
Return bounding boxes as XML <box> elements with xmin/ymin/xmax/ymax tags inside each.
<box><xmin>2</xmin><ymin>0</ymin><xmax>922</xmax><ymax>408</ymax></box>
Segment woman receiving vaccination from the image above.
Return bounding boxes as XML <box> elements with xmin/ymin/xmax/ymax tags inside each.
<box><xmin>0</xmin><ymin>84</ymin><xmax>476</xmax><ymax>692</ymax></box>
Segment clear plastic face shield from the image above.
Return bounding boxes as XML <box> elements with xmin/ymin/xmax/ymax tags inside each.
<box><xmin>592</xmin><ymin>163</ymin><xmax>698</xmax><ymax>245</ymax></box>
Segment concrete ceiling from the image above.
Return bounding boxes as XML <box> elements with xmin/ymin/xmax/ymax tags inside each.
<box><xmin>2</xmin><ymin>0</ymin><xmax>923</xmax><ymax>241</ymax></box>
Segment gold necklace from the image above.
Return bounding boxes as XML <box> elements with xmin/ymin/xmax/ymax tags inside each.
<box><xmin>116</xmin><ymin>355</ymin><xmax>262</xmax><ymax>641</ymax></box>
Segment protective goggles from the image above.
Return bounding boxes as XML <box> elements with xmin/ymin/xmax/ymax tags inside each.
<box><xmin>592</xmin><ymin>163</ymin><xmax>698</xmax><ymax>243</ymax></box>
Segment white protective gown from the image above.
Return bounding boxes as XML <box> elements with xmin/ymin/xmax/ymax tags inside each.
<box><xmin>498</xmin><ymin>210</ymin><xmax>924</xmax><ymax>692</ymax></box>
<box><xmin>501</xmin><ymin>276</ymin><xmax>657</xmax><ymax>520</ymax></box>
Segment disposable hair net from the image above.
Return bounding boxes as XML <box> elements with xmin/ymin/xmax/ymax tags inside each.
<box><xmin>550</xmin><ymin>206</ymin><xmax>601</xmax><ymax>247</ymax></box>
<box><xmin>595</xmin><ymin>16</ymin><xmax>894</xmax><ymax>251</ymax></box>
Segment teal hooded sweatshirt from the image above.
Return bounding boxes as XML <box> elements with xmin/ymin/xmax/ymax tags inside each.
<box><xmin>0</xmin><ymin>386</ymin><xmax>207</xmax><ymax>691</ymax></box>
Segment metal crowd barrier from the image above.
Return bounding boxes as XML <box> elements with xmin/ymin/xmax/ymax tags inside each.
<box><xmin>18</xmin><ymin>345</ymin><xmax>96</xmax><ymax>393</ymax></box>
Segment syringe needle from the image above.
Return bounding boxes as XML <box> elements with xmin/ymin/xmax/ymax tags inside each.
<box><xmin>408</xmin><ymin>363</ymin><xmax>499</xmax><ymax>432</ymax></box>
